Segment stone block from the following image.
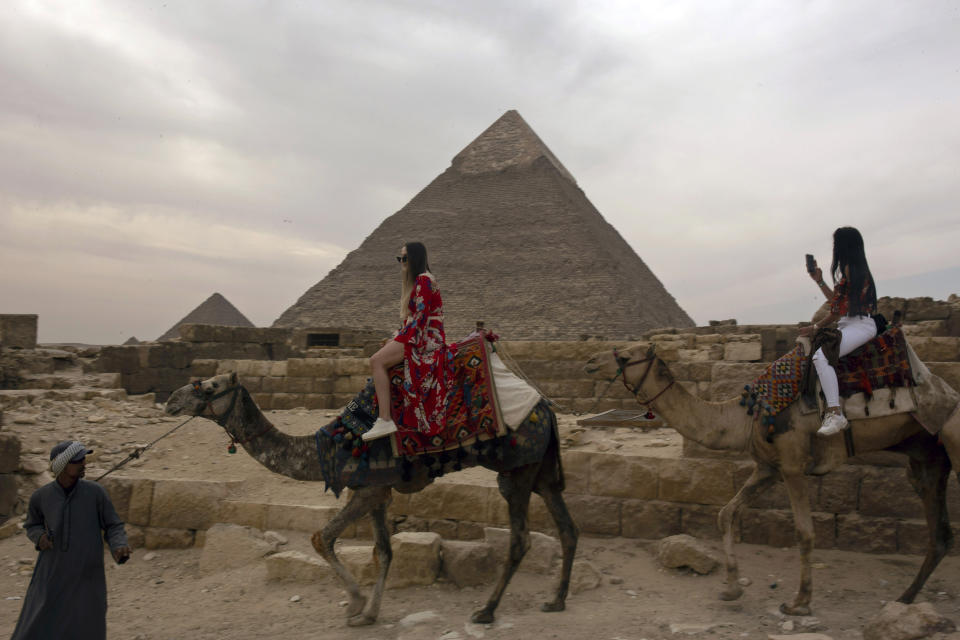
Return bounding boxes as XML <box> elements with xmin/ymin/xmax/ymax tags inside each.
<box><xmin>440</xmin><ymin>539</ymin><xmax>499</xmax><ymax>587</ymax></box>
<box><xmin>199</xmin><ymin>523</ymin><xmax>279</xmax><ymax>573</ymax></box>
<box><xmin>127</xmin><ymin>478</ymin><xmax>154</xmax><ymax>526</ymax></box>
<box><xmin>680</xmin><ymin>504</ymin><xmax>722</xmax><ymax>540</ymax></box>
<box><xmin>283</xmin><ymin>377</ymin><xmax>313</xmax><ymax>394</ymax></box>
<box><xmin>483</xmin><ymin>527</ymin><xmax>559</xmax><ymax>573</ymax></box>
<box><xmin>859</xmin><ymin>467</ymin><xmax>923</xmax><ymax>518</ymax></box>
<box><xmin>335</xmin><ymin>358</ymin><xmax>369</xmax><ymax>376</ymax></box>
<box><xmin>146</xmin><ymin>343</ymin><xmax>194</xmax><ymax>369</ymax></box>
<box><xmin>251</xmin><ymin>393</ymin><xmax>273</xmax><ymax>410</ymax></box>
<box><xmin>621</xmin><ymin>500</ymin><xmax>682</xmax><ymax>539</ymax></box>
<box><xmin>740</xmin><ymin>509</ymin><xmax>834</xmax><ymax>549</ymax></box>
<box><xmin>457</xmin><ymin>521</ymin><xmax>485</xmax><ymax>540</ymax></box>
<box><xmin>863</xmin><ymin>601</ymin><xmax>956</xmax><ymax>640</ymax></box>
<box><xmin>271</xmin><ymin>393</ymin><xmax>306</xmax><ymax>410</ymax></box>
<box><xmin>265</xmin><ymin>504</ymin><xmax>338</xmax><ymax>532</ymax></box>
<box><xmin>896</xmin><ymin>519</ymin><xmax>929</xmax><ymax>555</ymax></box>
<box><xmin>219</xmin><ymin>500</ymin><xmax>268</xmax><ymax>529</ymax></box>
<box><xmin>286</xmin><ymin>358</ymin><xmax>336</xmax><ymax>378</ymax></box>
<box><xmin>565</xmin><ymin>495</ymin><xmax>621</xmax><ymax>535</ymax></box>
<box><xmin>406</xmin><ymin>483</ymin><xmax>496</xmax><ymax>524</ymax></box>
<box><xmin>928</xmin><ymin>362</ymin><xmax>960</xmax><ymax>393</ymax></box>
<box><xmin>836</xmin><ymin>514</ymin><xmax>897</xmax><ymax>553</ymax></box>
<box><xmin>427</xmin><ymin>518</ymin><xmax>459</xmax><ymax>540</ymax></box>
<box><xmin>99</xmin><ymin>476</ymin><xmax>133</xmax><ymax>521</ymax></box>
<box><xmin>386</xmin><ymin>531</ymin><xmax>441</xmax><ymax>588</ymax></box>
<box><xmin>310</xmin><ymin>379</ymin><xmax>335</xmax><ymax>394</ymax></box>
<box><xmin>658</xmin><ymin>458</ymin><xmax>736</xmax><ymax>505</ymax></box>
<box><xmin>144</xmin><ymin>527</ymin><xmax>196</xmax><ymax>549</ymax></box>
<box><xmin>570</xmin><ymin>559</ymin><xmax>603</xmax><ymax>594</ymax></box>
<box><xmin>339</xmin><ymin>545</ymin><xmax>377</xmax><ymax>585</ymax></box>
<box><xmin>266</xmin><ymin>550</ymin><xmax>335</xmax><ymax>583</ymax></box>
<box><xmin>178</xmin><ymin>324</ymin><xmax>291</xmax><ymax>344</ymax></box>
<box><xmin>0</xmin><ymin>433</ymin><xmax>21</xmax><ymax>473</ymax></box>
<box><xmin>149</xmin><ymin>480</ymin><xmax>231</xmax><ymax>529</ymax></box>
<box><xmin>0</xmin><ymin>315</ymin><xmax>38</xmax><ymax>349</ymax></box>
<box><xmin>709</xmin><ymin>362</ymin><xmax>769</xmax><ymax>400</ymax></box>
<box><xmin>816</xmin><ymin>466</ymin><xmax>861</xmax><ymax>513</ymax></box>
<box><xmin>561</xmin><ymin>451</ymin><xmax>591</xmax><ymax>494</ymax></box>
<box><xmin>908</xmin><ymin>337</ymin><xmax>960</xmax><ymax>362</ymax></box>
<box><xmin>588</xmin><ymin>453</ymin><xmax>658</xmax><ymax>499</ymax></box>
<box><xmin>190</xmin><ymin>359</ymin><xmax>219</xmax><ymax>378</ymax></box>
<box><xmin>302</xmin><ymin>394</ymin><xmax>335</xmax><ymax>409</ymax></box>
<box><xmin>125</xmin><ymin>525</ymin><xmax>145</xmax><ymax>549</ymax></box>
<box><xmin>98</xmin><ymin>346</ymin><xmax>141</xmax><ymax>374</ymax></box>
<box><xmin>258</xmin><ymin>376</ymin><xmax>283</xmax><ymax>393</ymax></box>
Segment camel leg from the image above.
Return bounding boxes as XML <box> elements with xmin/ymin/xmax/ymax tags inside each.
<box><xmin>718</xmin><ymin>464</ymin><xmax>777</xmax><ymax>601</ymax></box>
<box><xmin>471</xmin><ymin>465</ymin><xmax>538</xmax><ymax>624</ymax></box>
<box><xmin>898</xmin><ymin>454</ymin><xmax>952</xmax><ymax>603</ymax></box>
<box><xmin>353</xmin><ymin>495</ymin><xmax>394</xmax><ymax>626</ymax></box>
<box><xmin>311</xmin><ymin>486</ymin><xmax>390</xmax><ymax>623</ymax></box>
<box><xmin>535</xmin><ymin>445</ymin><xmax>578</xmax><ymax>613</ymax></box>
<box><xmin>780</xmin><ymin>472</ymin><xmax>815</xmax><ymax>616</ymax></box>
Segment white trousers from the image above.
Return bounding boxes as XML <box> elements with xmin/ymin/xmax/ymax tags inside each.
<box><xmin>812</xmin><ymin>315</ymin><xmax>877</xmax><ymax>409</ymax></box>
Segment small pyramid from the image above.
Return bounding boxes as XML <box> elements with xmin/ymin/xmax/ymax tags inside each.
<box><xmin>122</xmin><ymin>336</ymin><xmax>141</xmax><ymax>346</ymax></box>
<box><xmin>157</xmin><ymin>293</ymin><xmax>255</xmax><ymax>342</ymax></box>
<box><xmin>274</xmin><ymin>111</ymin><xmax>693</xmax><ymax>339</ymax></box>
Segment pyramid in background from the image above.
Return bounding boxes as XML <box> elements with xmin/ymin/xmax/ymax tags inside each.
<box><xmin>157</xmin><ymin>293</ymin><xmax>255</xmax><ymax>342</ymax></box>
<box><xmin>273</xmin><ymin>110</ymin><xmax>693</xmax><ymax>340</ymax></box>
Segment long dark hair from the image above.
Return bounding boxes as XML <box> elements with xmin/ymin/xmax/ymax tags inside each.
<box><xmin>830</xmin><ymin>227</ymin><xmax>876</xmax><ymax>317</ymax></box>
<box><xmin>400</xmin><ymin>242</ymin><xmax>432</xmax><ymax>320</ymax></box>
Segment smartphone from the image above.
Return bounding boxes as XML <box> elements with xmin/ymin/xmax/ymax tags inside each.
<box><xmin>805</xmin><ymin>254</ymin><xmax>816</xmax><ymax>274</ymax></box>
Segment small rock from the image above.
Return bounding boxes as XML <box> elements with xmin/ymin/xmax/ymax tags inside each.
<box><xmin>264</xmin><ymin>531</ymin><xmax>288</xmax><ymax>546</ymax></box>
<box><xmin>399</xmin><ymin>610</ymin><xmax>440</xmax><ymax>627</ymax></box>
<box><xmin>86</xmin><ymin>415</ymin><xmax>106</xmax><ymax>424</ymax></box>
<box><xmin>338</xmin><ymin>600</ymin><xmax>348</xmax><ymax>607</ymax></box>
<box><xmin>570</xmin><ymin>560</ymin><xmax>602</xmax><ymax>594</ymax></box>
<box><xmin>142</xmin><ymin>552</ymin><xmax>158</xmax><ymax>561</ymax></box>
<box><xmin>738</xmin><ymin>577</ymin><xmax>752</xmax><ymax>587</ymax></box>
<box><xmin>13</xmin><ymin>416</ymin><xmax>37</xmax><ymax>425</ymax></box>
<box><xmin>657</xmin><ymin>535</ymin><xmax>720</xmax><ymax>575</ymax></box>
<box><xmin>289</xmin><ymin>594</ymin><xmax>301</xmax><ymax>603</ymax></box>
<box><xmin>781</xmin><ymin>621</ymin><xmax>795</xmax><ymax>632</ymax></box>
<box><xmin>608</xmin><ymin>575</ymin><xmax>624</xmax><ymax>585</ymax></box>
<box><xmin>626</xmin><ymin>589</ymin><xmax>639</xmax><ymax>597</ymax></box>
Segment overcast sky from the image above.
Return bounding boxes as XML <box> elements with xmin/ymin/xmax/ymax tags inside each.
<box><xmin>2</xmin><ymin>1</ymin><xmax>958</xmax><ymax>344</ymax></box>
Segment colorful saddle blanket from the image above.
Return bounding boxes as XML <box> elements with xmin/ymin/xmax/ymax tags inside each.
<box><xmin>742</xmin><ymin>326</ymin><xmax>915</xmax><ymax>438</ymax></box>
<box><xmin>383</xmin><ymin>334</ymin><xmax>506</xmax><ymax>457</ymax></box>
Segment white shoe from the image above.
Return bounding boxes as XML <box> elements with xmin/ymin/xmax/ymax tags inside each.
<box><xmin>817</xmin><ymin>412</ymin><xmax>849</xmax><ymax>437</ymax></box>
<box><xmin>362</xmin><ymin>418</ymin><xmax>397</xmax><ymax>441</ymax></box>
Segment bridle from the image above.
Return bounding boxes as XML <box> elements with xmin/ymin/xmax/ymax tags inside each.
<box><xmin>613</xmin><ymin>348</ymin><xmax>675</xmax><ymax>413</ymax></box>
<box><xmin>191</xmin><ymin>381</ymin><xmax>271</xmax><ymax>453</ymax></box>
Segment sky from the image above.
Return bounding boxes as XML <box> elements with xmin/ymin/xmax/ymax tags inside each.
<box><xmin>1</xmin><ymin>0</ymin><xmax>958</xmax><ymax>344</ymax></box>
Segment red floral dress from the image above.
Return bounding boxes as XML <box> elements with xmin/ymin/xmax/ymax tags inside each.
<box><xmin>393</xmin><ymin>274</ymin><xmax>451</xmax><ymax>435</ymax></box>
<box><xmin>829</xmin><ymin>277</ymin><xmax>876</xmax><ymax>317</ymax></box>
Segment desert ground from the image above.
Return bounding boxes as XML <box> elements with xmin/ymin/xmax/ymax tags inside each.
<box><xmin>1</xmin><ymin>396</ymin><xmax>959</xmax><ymax>640</ymax></box>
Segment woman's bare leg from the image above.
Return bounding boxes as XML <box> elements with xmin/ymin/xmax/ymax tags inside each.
<box><xmin>370</xmin><ymin>340</ymin><xmax>404</xmax><ymax>420</ymax></box>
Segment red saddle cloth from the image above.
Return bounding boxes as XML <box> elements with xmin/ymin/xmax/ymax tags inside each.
<box><xmin>384</xmin><ymin>334</ymin><xmax>506</xmax><ymax>457</ymax></box>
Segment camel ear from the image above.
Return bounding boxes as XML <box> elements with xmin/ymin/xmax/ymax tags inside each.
<box><xmin>229</xmin><ymin>371</ymin><xmax>238</xmax><ymax>386</ymax></box>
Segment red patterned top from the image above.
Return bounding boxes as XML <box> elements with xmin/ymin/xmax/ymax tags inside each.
<box><xmin>830</xmin><ymin>277</ymin><xmax>876</xmax><ymax>317</ymax></box>
<box><xmin>392</xmin><ymin>274</ymin><xmax>451</xmax><ymax>435</ymax></box>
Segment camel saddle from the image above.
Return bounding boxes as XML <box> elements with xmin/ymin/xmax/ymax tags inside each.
<box><xmin>744</xmin><ymin>326</ymin><xmax>918</xmax><ymax>441</ymax></box>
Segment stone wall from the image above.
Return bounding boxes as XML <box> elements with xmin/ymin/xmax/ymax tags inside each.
<box><xmin>0</xmin><ymin>315</ymin><xmax>38</xmax><ymax>349</ymax></box>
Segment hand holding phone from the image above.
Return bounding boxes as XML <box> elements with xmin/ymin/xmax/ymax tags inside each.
<box><xmin>805</xmin><ymin>254</ymin><xmax>816</xmax><ymax>274</ymax></box>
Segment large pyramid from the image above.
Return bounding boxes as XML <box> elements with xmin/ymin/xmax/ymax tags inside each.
<box><xmin>157</xmin><ymin>293</ymin><xmax>255</xmax><ymax>341</ymax></box>
<box><xmin>274</xmin><ymin>111</ymin><xmax>694</xmax><ymax>340</ymax></box>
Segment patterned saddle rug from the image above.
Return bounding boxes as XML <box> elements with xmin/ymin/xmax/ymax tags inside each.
<box><xmin>742</xmin><ymin>326</ymin><xmax>915</xmax><ymax>440</ymax></box>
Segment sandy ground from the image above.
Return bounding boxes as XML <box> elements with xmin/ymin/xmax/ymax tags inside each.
<box><xmin>2</xmin><ymin>397</ymin><xmax>960</xmax><ymax>639</ymax></box>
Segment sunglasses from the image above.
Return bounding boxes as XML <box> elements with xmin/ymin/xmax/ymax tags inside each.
<box><xmin>396</xmin><ymin>256</ymin><xmax>408</xmax><ymax>263</ymax></box>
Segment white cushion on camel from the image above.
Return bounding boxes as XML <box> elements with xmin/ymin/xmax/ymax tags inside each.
<box><xmin>489</xmin><ymin>352</ymin><xmax>542</xmax><ymax>430</ymax></box>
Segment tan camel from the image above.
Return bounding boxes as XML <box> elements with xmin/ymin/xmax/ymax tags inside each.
<box><xmin>165</xmin><ymin>373</ymin><xmax>578</xmax><ymax>627</ymax></box>
<box><xmin>585</xmin><ymin>342</ymin><xmax>960</xmax><ymax>616</ymax></box>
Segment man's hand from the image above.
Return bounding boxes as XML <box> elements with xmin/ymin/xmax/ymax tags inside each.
<box><xmin>37</xmin><ymin>533</ymin><xmax>53</xmax><ymax>551</ymax></box>
<box><xmin>111</xmin><ymin>546</ymin><xmax>131</xmax><ymax>564</ymax></box>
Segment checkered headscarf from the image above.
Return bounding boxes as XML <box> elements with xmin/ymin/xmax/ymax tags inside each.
<box><xmin>49</xmin><ymin>441</ymin><xmax>89</xmax><ymax>478</ymax></box>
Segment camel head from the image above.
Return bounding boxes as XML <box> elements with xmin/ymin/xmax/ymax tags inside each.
<box><xmin>584</xmin><ymin>341</ymin><xmax>673</xmax><ymax>396</ymax></box>
<box><xmin>165</xmin><ymin>372</ymin><xmax>241</xmax><ymax>420</ymax></box>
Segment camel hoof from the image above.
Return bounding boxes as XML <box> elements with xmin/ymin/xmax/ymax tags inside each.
<box><xmin>345</xmin><ymin>595</ymin><xmax>367</xmax><ymax>618</ymax></box>
<box><xmin>779</xmin><ymin>603</ymin><xmax>811</xmax><ymax>617</ymax></box>
<box><xmin>470</xmin><ymin>608</ymin><xmax>495</xmax><ymax>624</ymax></box>
<box><xmin>347</xmin><ymin>614</ymin><xmax>376</xmax><ymax>627</ymax></box>
<box><xmin>541</xmin><ymin>600</ymin><xmax>565</xmax><ymax>613</ymax></box>
<box><xmin>719</xmin><ymin>587</ymin><xmax>743</xmax><ymax>601</ymax></box>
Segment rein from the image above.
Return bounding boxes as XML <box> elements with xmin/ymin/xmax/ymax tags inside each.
<box><xmin>613</xmin><ymin>348</ymin><xmax>675</xmax><ymax>416</ymax></box>
<box><xmin>192</xmin><ymin>382</ymin><xmax>272</xmax><ymax>453</ymax></box>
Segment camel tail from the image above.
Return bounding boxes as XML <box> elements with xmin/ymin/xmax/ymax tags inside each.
<box><xmin>544</xmin><ymin>403</ymin><xmax>565</xmax><ymax>492</ymax></box>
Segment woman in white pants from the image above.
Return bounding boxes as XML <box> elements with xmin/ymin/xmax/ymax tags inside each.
<box><xmin>799</xmin><ymin>227</ymin><xmax>878</xmax><ymax>436</ymax></box>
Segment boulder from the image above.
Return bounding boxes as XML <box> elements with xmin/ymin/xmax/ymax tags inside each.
<box><xmin>386</xmin><ymin>531</ymin><xmax>441</xmax><ymax>588</ymax></box>
<box><xmin>199</xmin><ymin>523</ymin><xmax>279</xmax><ymax>574</ymax></box>
<box><xmin>440</xmin><ymin>539</ymin><xmax>499</xmax><ymax>587</ymax></box>
<box><xmin>656</xmin><ymin>534</ymin><xmax>720</xmax><ymax>575</ymax></box>
<box><xmin>570</xmin><ymin>560</ymin><xmax>602</xmax><ymax>594</ymax></box>
<box><xmin>483</xmin><ymin>527</ymin><xmax>560</xmax><ymax>574</ymax></box>
<box><xmin>862</xmin><ymin>602</ymin><xmax>955</xmax><ymax>640</ymax></box>
<box><xmin>338</xmin><ymin>545</ymin><xmax>377</xmax><ymax>586</ymax></box>
<box><xmin>265</xmin><ymin>550</ymin><xmax>335</xmax><ymax>583</ymax></box>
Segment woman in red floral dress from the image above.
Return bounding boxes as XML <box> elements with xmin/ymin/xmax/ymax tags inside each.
<box><xmin>363</xmin><ymin>242</ymin><xmax>451</xmax><ymax>441</ymax></box>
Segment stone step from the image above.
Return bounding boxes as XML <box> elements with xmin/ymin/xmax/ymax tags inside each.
<box><xmin>0</xmin><ymin>387</ymin><xmax>127</xmax><ymax>409</ymax></box>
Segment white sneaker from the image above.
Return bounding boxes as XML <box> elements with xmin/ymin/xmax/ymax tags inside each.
<box><xmin>362</xmin><ymin>418</ymin><xmax>397</xmax><ymax>441</ymax></box>
<box><xmin>817</xmin><ymin>412</ymin><xmax>849</xmax><ymax>437</ymax></box>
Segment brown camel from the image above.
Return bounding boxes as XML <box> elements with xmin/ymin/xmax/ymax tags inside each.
<box><xmin>165</xmin><ymin>372</ymin><xmax>578</xmax><ymax>627</ymax></box>
<box><xmin>585</xmin><ymin>342</ymin><xmax>960</xmax><ymax>616</ymax></box>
